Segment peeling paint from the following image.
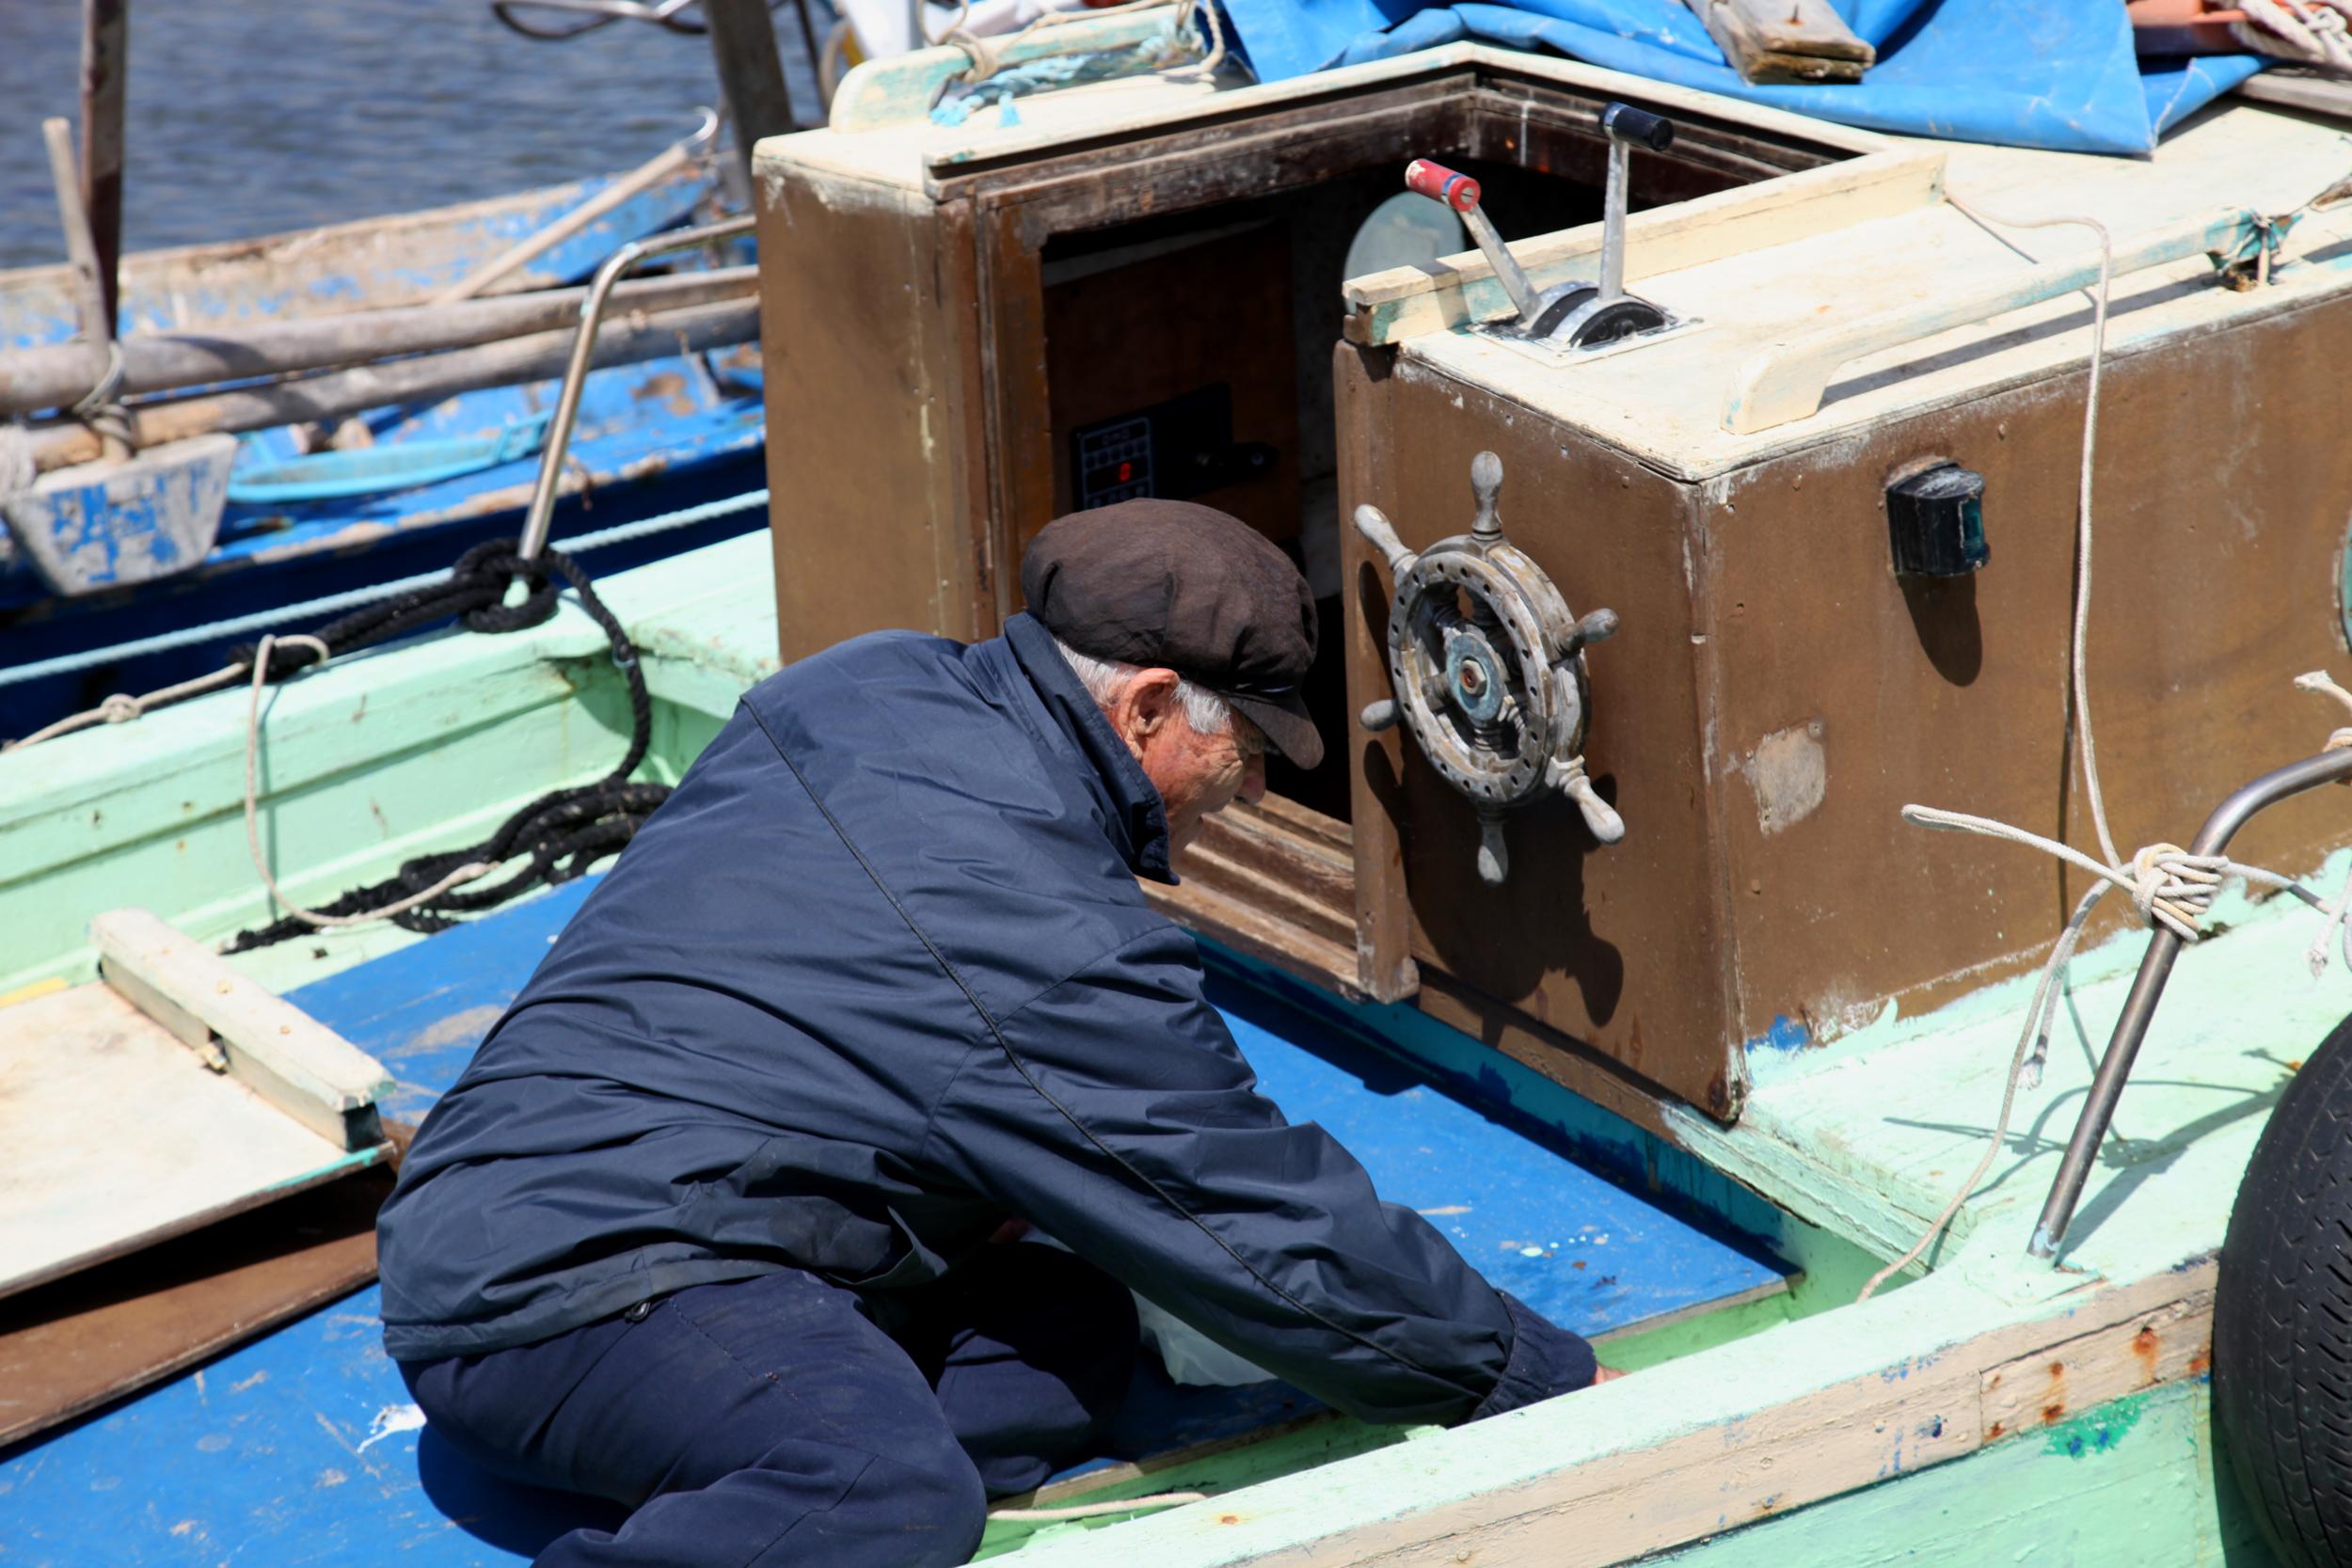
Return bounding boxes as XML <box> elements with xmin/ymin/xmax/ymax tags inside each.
<box><xmin>1740</xmin><ymin>721</ymin><xmax>1826</xmax><ymax>836</ymax></box>
<box><xmin>2042</xmin><ymin>1392</ymin><xmax>2145</xmax><ymax>1458</ymax></box>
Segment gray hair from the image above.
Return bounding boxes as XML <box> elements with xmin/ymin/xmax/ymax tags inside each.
<box><xmin>1051</xmin><ymin>633</ymin><xmax>1232</xmax><ymax>738</ymax></box>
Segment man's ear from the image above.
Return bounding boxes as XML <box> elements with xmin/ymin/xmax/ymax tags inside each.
<box><xmin>1108</xmin><ymin>668</ymin><xmax>1183</xmax><ymax>754</ymax></box>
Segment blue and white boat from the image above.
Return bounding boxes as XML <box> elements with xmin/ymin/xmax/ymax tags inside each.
<box><xmin>0</xmin><ymin>132</ymin><xmax>768</xmax><ymax>741</ymax></box>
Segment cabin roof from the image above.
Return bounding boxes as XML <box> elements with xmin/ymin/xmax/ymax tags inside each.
<box><xmin>753</xmin><ymin>42</ymin><xmax>1884</xmax><ymax>195</ymax></box>
<box><xmin>1394</xmin><ymin>101</ymin><xmax>2352</xmax><ymax>479</ymax></box>
<box><xmin>755</xmin><ymin>43</ymin><xmax>2352</xmax><ymax>480</ymax></box>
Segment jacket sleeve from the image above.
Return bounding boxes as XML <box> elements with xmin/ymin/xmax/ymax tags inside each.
<box><xmin>921</xmin><ymin>925</ymin><xmax>1596</xmax><ymax>1428</ymax></box>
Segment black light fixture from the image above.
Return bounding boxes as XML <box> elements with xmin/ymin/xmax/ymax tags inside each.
<box><xmin>1886</xmin><ymin>462</ymin><xmax>1989</xmax><ymax>578</ymax></box>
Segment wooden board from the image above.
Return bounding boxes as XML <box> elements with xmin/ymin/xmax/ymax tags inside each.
<box><xmin>1681</xmin><ymin>0</ymin><xmax>1873</xmax><ymax>85</ymax></box>
<box><xmin>92</xmin><ymin>908</ymin><xmax>394</xmax><ymax>1150</ymax></box>
<box><xmin>1145</xmin><ymin>796</ymin><xmax>1367</xmax><ymax>999</ymax></box>
<box><xmin>0</xmin><ymin>1165</ymin><xmax>389</xmax><ymax>1451</ymax></box>
<box><xmin>0</xmin><ymin>982</ymin><xmax>385</xmax><ymax>1301</ymax></box>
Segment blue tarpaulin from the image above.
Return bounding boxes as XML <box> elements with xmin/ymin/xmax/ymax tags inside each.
<box><xmin>1216</xmin><ymin>0</ymin><xmax>2266</xmax><ymax>156</ymax></box>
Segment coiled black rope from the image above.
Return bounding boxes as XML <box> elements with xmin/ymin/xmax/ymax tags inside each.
<box><xmin>224</xmin><ymin>541</ymin><xmax>669</xmax><ymax>952</ymax></box>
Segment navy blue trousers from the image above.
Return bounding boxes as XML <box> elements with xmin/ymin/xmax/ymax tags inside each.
<box><xmin>401</xmin><ymin>1245</ymin><xmax>1139</xmax><ymax>1568</ymax></box>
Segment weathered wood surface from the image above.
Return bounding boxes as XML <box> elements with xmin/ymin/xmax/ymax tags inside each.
<box><xmin>1721</xmin><ymin>205</ymin><xmax>2253</xmax><ymax>434</ymax></box>
<box><xmin>0</xmin><ymin>163</ymin><xmax>712</xmax><ymax>351</ymax></box>
<box><xmin>706</xmin><ymin>0</ymin><xmax>797</xmax><ymax>178</ymax></box>
<box><xmin>1342</xmin><ymin>352</ymin><xmax>1737</xmax><ymax>1119</ymax></box>
<box><xmin>0</xmin><ymin>265</ymin><xmax>756</xmax><ymax>417</ymax></box>
<box><xmin>2233</xmin><ymin>65</ymin><xmax>2352</xmax><ymax>122</ymax></box>
<box><xmin>433</xmin><ymin>136</ymin><xmax>712</xmax><ymax>307</ymax></box>
<box><xmin>0</xmin><ymin>1164</ymin><xmax>388</xmax><ymax>1450</ymax></box>
<box><xmin>1342</xmin><ymin>149</ymin><xmax>1945</xmax><ymax>348</ymax></box>
<box><xmin>1338</xmin><ymin>343</ymin><xmax>1421</xmax><ymax>1007</ymax></box>
<box><xmin>91</xmin><ymin>908</ymin><xmax>394</xmax><ymax>1150</ymax></box>
<box><xmin>760</xmin><ymin>169</ymin><xmax>989</xmax><ymax>660</ymax></box>
<box><xmin>2</xmin><ymin>430</ymin><xmax>238</xmax><ymax>596</ymax></box>
<box><xmin>1146</xmin><ymin>797</ymin><xmax>1363</xmax><ymax>998</ymax></box>
<box><xmin>40</xmin><ymin>118</ymin><xmax>114</xmax><ymax>372</ymax></box>
<box><xmin>1009</xmin><ymin>1261</ymin><xmax>2219</xmax><ymax>1567</ymax></box>
<box><xmin>22</xmin><ymin>296</ymin><xmax>759</xmax><ymax>471</ymax></box>
<box><xmin>79</xmin><ymin>0</ymin><xmax>128</xmax><ymax>330</ymax></box>
<box><xmin>0</xmin><ymin>981</ymin><xmax>385</xmax><ymax>1302</ymax></box>
<box><xmin>1979</xmin><ymin>1292</ymin><xmax>2211</xmax><ymax>1446</ymax></box>
<box><xmin>1682</xmin><ymin>0</ymin><xmax>1873</xmax><ymax>84</ymax></box>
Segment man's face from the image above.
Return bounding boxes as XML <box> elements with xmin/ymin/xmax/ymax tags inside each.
<box><xmin>1104</xmin><ymin>669</ymin><xmax>1268</xmax><ymax>855</ymax></box>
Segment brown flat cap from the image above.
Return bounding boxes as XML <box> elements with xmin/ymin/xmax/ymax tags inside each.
<box><xmin>1021</xmin><ymin>499</ymin><xmax>1323</xmax><ymax>769</ymax></box>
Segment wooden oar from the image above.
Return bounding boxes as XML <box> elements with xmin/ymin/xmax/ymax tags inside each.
<box><xmin>0</xmin><ymin>265</ymin><xmax>756</xmax><ymax>417</ymax></box>
<box><xmin>19</xmin><ymin>295</ymin><xmax>759</xmax><ymax>475</ymax></box>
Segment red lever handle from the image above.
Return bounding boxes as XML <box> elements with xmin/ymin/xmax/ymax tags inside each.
<box><xmin>1405</xmin><ymin>159</ymin><xmax>1481</xmax><ymax>214</ymax></box>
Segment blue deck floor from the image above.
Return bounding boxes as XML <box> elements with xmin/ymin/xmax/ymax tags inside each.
<box><xmin>0</xmin><ymin>879</ymin><xmax>1785</xmax><ymax>1565</ymax></box>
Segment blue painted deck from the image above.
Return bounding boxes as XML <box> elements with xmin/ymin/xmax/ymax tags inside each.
<box><xmin>0</xmin><ymin>880</ymin><xmax>1786</xmax><ymax>1565</ymax></box>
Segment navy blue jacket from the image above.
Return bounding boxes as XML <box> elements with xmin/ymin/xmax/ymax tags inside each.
<box><xmin>377</xmin><ymin>613</ymin><xmax>1595</xmax><ymax>1425</ymax></box>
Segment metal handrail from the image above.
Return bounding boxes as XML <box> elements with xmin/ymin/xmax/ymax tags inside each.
<box><xmin>2028</xmin><ymin>745</ymin><xmax>2352</xmax><ymax>1259</ymax></box>
<box><xmin>516</xmin><ymin>214</ymin><xmax>756</xmax><ymax>563</ymax></box>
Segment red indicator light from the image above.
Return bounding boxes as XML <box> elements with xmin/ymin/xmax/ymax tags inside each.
<box><xmin>1117</xmin><ymin>461</ymin><xmax>1133</xmax><ymax>483</ymax></box>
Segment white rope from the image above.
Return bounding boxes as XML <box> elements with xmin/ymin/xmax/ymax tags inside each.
<box><xmin>241</xmin><ymin>633</ymin><xmax>495</xmax><ymax>930</ymax></box>
<box><xmin>988</xmin><ymin>1490</ymin><xmax>1208</xmax><ymax>1521</ymax></box>
<box><xmin>4</xmin><ymin>663</ymin><xmax>246</xmax><ymax>752</ymax></box>
<box><xmin>1858</xmin><ymin>198</ymin><xmax>2352</xmax><ymax>1301</ymax></box>
<box><xmin>2233</xmin><ymin>0</ymin><xmax>2352</xmax><ymax>73</ymax></box>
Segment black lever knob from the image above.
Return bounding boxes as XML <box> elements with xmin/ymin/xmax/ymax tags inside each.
<box><xmin>1599</xmin><ymin>103</ymin><xmax>1675</xmax><ymax>152</ymax></box>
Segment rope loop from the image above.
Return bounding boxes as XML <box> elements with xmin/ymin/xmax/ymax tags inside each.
<box><xmin>223</xmin><ymin>539</ymin><xmax>666</xmax><ymax>952</ymax></box>
<box><xmin>69</xmin><ymin>341</ymin><xmax>126</xmax><ymax>420</ymax></box>
<box><xmin>99</xmin><ymin>692</ymin><xmax>141</xmax><ymax>724</ymax></box>
<box><xmin>450</xmin><ymin>539</ymin><xmax>566</xmax><ymax>635</ymax></box>
<box><xmin>2127</xmin><ymin>842</ymin><xmax>2226</xmax><ymax>941</ymax></box>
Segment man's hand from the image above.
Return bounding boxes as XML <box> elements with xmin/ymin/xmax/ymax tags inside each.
<box><xmin>1590</xmin><ymin>1365</ymin><xmax>1627</xmax><ymax>1386</ymax></box>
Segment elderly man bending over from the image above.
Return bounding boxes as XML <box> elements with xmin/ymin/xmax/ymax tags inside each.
<box><xmin>377</xmin><ymin>500</ymin><xmax>1607</xmax><ymax>1568</ymax></box>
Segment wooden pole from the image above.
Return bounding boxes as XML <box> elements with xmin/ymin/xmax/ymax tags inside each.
<box><xmin>79</xmin><ymin>0</ymin><xmax>128</xmax><ymax>333</ymax></box>
<box><xmin>20</xmin><ymin>296</ymin><xmax>760</xmax><ymax>473</ymax></box>
<box><xmin>41</xmin><ymin>116</ymin><xmax>129</xmax><ymax>461</ymax></box>
<box><xmin>704</xmin><ymin>0</ymin><xmax>797</xmax><ymax>184</ymax></box>
<box><xmin>430</xmin><ymin>124</ymin><xmax>708</xmax><ymax>306</ymax></box>
<box><xmin>0</xmin><ymin>265</ymin><xmax>757</xmax><ymax>418</ymax></box>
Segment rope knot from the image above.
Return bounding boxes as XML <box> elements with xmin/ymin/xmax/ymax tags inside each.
<box><xmin>451</xmin><ymin>540</ymin><xmax>564</xmax><ymax>635</ymax></box>
<box><xmin>98</xmin><ymin>692</ymin><xmax>142</xmax><ymax>724</ymax></box>
<box><xmin>2128</xmin><ymin>842</ymin><xmax>2226</xmax><ymax>940</ymax></box>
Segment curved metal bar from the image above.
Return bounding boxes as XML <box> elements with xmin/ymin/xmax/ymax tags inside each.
<box><xmin>2027</xmin><ymin>746</ymin><xmax>2352</xmax><ymax>1259</ymax></box>
<box><xmin>516</xmin><ymin>214</ymin><xmax>755</xmax><ymax>563</ymax></box>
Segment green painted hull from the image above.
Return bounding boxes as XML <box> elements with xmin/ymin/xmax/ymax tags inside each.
<box><xmin>0</xmin><ymin>533</ymin><xmax>2322</xmax><ymax>1566</ymax></box>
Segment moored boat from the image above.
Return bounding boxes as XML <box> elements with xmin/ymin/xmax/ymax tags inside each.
<box><xmin>0</xmin><ymin>125</ymin><xmax>767</xmax><ymax>742</ymax></box>
<box><xmin>8</xmin><ymin>11</ymin><xmax>2352</xmax><ymax>1567</ymax></box>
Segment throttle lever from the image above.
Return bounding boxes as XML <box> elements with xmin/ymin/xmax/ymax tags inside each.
<box><xmin>1403</xmin><ymin>160</ymin><xmax>1547</xmax><ymax>327</ymax></box>
<box><xmin>1401</xmin><ymin>103</ymin><xmax>1677</xmax><ymax>349</ymax></box>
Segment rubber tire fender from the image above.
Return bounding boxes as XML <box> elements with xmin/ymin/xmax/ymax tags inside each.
<box><xmin>2215</xmin><ymin>1007</ymin><xmax>2352</xmax><ymax>1568</ymax></box>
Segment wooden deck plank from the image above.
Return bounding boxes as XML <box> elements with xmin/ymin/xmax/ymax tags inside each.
<box><xmin>0</xmin><ymin>982</ymin><xmax>385</xmax><ymax>1302</ymax></box>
